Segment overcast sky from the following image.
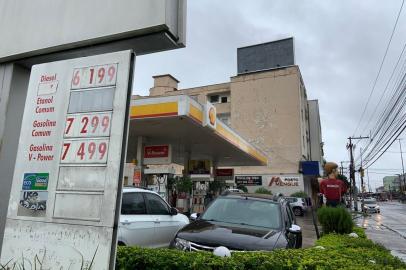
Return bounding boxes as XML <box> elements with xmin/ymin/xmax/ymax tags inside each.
<box><xmin>133</xmin><ymin>0</ymin><xmax>406</xmax><ymax>190</ymax></box>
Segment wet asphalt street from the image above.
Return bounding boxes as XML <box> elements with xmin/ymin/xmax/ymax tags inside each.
<box><xmin>356</xmin><ymin>201</ymin><xmax>406</xmax><ymax>262</ymax></box>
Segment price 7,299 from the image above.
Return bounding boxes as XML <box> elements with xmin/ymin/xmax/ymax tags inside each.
<box><xmin>64</xmin><ymin>112</ymin><xmax>111</xmax><ymax>138</ymax></box>
<box><xmin>60</xmin><ymin>139</ymin><xmax>109</xmax><ymax>164</ymax></box>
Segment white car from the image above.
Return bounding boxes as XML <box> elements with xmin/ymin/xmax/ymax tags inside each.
<box><xmin>118</xmin><ymin>187</ymin><xmax>189</xmax><ymax>247</ymax></box>
<box><xmin>285</xmin><ymin>197</ymin><xmax>308</xmax><ymax>216</ymax></box>
<box><xmin>362</xmin><ymin>198</ymin><xmax>380</xmax><ymax>214</ymax></box>
<box><xmin>226</xmin><ymin>188</ymin><xmax>245</xmax><ymax>193</ymax></box>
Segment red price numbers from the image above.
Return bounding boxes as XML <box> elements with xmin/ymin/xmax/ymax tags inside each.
<box><xmin>71</xmin><ymin>63</ymin><xmax>117</xmax><ymax>89</ymax></box>
<box><xmin>64</xmin><ymin>113</ymin><xmax>111</xmax><ymax>138</ymax></box>
<box><xmin>61</xmin><ymin>139</ymin><xmax>109</xmax><ymax>163</ymax></box>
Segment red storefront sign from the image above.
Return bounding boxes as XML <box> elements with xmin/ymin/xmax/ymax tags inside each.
<box><xmin>215</xmin><ymin>169</ymin><xmax>233</xmax><ymax>177</ymax></box>
<box><xmin>144</xmin><ymin>145</ymin><xmax>169</xmax><ymax>158</ymax></box>
<box><xmin>143</xmin><ymin>145</ymin><xmax>171</xmax><ymax>165</ymax></box>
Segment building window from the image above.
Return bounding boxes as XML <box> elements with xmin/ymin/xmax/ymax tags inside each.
<box><xmin>210</xmin><ymin>95</ymin><xmax>219</xmax><ymax>103</ymax></box>
<box><xmin>209</xmin><ymin>93</ymin><xmax>230</xmax><ymax>104</ymax></box>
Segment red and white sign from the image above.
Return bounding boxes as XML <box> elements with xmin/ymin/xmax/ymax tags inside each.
<box><xmin>143</xmin><ymin>145</ymin><xmax>171</xmax><ymax>165</ymax></box>
<box><xmin>215</xmin><ymin>169</ymin><xmax>234</xmax><ymax>181</ymax></box>
<box><xmin>60</xmin><ymin>138</ymin><xmax>109</xmax><ymax>164</ymax></box>
<box><xmin>1</xmin><ymin>51</ymin><xmax>132</xmax><ymax>270</ymax></box>
<box><xmin>64</xmin><ymin>112</ymin><xmax>112</xmax><ymax>138</ymax></box>
<box><xmin>133</xmin><ymin>169</ymin><xmax>141</xmax><ymax>186</ymax></box>
<box><xmin>215</xmin><ymin>169</ymin><xmax>234</xmax><ymax>177</ymax></box>
<box><xmin>71</xmin><ymin>63</ymin><xmax>117</xmax><ymax>89</ymax></box>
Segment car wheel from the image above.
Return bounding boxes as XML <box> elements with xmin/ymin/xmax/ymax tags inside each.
<box><xmin>293</xmin><ymin>207</ymin><xmax>303</xmax><ymax>216</ymax></box>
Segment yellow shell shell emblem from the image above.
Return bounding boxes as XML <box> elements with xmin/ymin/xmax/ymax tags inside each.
<box><xmin>209</xmin><ymin>107</ymin><xmax>216</xmax><ymax>126</ymax></box>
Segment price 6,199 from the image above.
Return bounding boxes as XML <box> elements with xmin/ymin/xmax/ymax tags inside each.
<box><xmin>71</xmin><ymin>63</ymin><xmax>117</xmax><ymax>89</ymax></box>
<box><xmin>60</xmin><ymin>139</ymin><xmax>109</xmax><ymax>164</ymax></box>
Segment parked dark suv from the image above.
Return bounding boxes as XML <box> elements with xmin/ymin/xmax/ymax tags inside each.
<box><xmin>170</xmin><ymin>193</ymin><xmax>302</xmax><ymax>252</ymax></box>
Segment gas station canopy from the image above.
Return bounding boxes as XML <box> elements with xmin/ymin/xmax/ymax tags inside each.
<box><xmin>128</xmin><ymin>95</ymin><xmax>268</xmax><ymax>167</ymax></box>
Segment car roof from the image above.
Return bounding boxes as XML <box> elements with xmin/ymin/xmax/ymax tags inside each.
<box><xmin>122</xmin><ymin>187</ymin><xmax>157</xmax><ymax>194</ymax></box>
<box><xmin>222</xmin><ymin>193</ymin><xmax>285</xmax><ymax>203</ymax></box>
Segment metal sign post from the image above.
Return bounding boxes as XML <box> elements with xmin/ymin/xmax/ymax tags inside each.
<box><xmin>1</xmin><ymin>51</ymin><xmax>133</xmax><ymax>270</ymax></box>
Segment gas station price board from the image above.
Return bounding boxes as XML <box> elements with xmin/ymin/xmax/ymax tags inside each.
<box><xmin>71</xmin><ymin>63</ymin><xmax>118</xmax><ymax>89</ymax></box>
<box><xmin>1</xmin><ymin>51</ymin><xmax>132</xmax><ymax>270</ymax></box>
<box><xmin>61</xmin><ymin>138</ymin><xmax>109</xmax><ymax>163</ymax></box>
<box><xmin>64</xmin><ymin>112</ymin><xmax>112</xmax><ymax>138</ymax></box>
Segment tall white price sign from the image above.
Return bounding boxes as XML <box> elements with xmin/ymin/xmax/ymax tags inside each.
<box><xmin>0</xmin><ymin>51</ymin><xmax>133</xmax><ymax>269</ymax></box>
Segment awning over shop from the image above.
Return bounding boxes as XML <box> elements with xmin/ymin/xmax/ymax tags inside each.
<box><xmin>127</xmin><ymin>95</ymin><xmax>268</xmax><ymax>167</ymax></box>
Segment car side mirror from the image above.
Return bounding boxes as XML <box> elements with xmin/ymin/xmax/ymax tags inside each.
<box><xmin>288</xmin><ymin>224</ymin><xmax>301</xmax><ymax>234</ymax></box>
<box><xmin>170</xmin><ymin>207</ymin><xmax>178</xmax><ymax>216</ymax></box>
<box><xmin>190</xmin><ymin>212</ymin><xmax>200</xmax><ymax>221</ymax></box>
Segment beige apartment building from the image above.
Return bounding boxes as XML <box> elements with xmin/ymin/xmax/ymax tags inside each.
<box><xmin>137</xmin><ymin>38</ymin><xmax>323</xmax><ymax>199</ymax></box>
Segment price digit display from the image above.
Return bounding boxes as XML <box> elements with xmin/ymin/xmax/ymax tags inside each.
<box><xmin>71</xmin><ymin>63</ymin><xmax>117</xmax><ymax>89</ymax></box>
<box><xmin>64</xmin><ymin>112</ymin><xmax>112</xmax><ymax>138</ymax></box>
<box><xmin>60</xmin><ymin>139</ymin><xmax>109</xmax><ymax>163</ymax></box>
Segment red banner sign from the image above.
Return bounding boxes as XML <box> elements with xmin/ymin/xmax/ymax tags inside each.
<box><xmin>215</xmin><ymin>169</ymin><xmax>234</xmax><ymax>177</ymax></box>
<box><xmin>144</xmin><ymin>145</ymin><xmax>169</xmax><ymax>158</ymax></box>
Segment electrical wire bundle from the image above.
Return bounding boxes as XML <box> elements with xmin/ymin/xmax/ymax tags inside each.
<box><xmin>352</xmin><ymin>0</ymin><xmax>406</xmax><ymax>169</ymax></box>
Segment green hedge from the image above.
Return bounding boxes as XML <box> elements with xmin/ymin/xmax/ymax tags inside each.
<box><xmin>116</xmin><ymin>231</ymin><xmax>406</xmax><ymax>270</ymax></box>
<box><xmin>317</xmin><ymin>206</ymin><xmax>354</xmax><ymax>234</ymax></box>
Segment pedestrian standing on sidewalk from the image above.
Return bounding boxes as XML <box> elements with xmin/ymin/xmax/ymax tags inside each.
<box><xmin>319</xmin><ymin>162</ymin><xmax>347</xmax><ymax>207</ymax></box>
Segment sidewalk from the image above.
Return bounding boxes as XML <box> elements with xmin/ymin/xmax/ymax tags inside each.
<box><xmin>295</xmin><ymin>208</ymin><xmax>319</xmax><ymax>248</ymax></box>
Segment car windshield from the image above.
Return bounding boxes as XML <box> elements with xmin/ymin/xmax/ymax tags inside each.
<box><xmin>201</xmin><ymin>197</ymin><xmax>281</xmax><ymax>229</ymax></box>
<box><xmin>364</xmin><ymin>200</ymin><xmax>376</xmax><ymax>204</ymax></box>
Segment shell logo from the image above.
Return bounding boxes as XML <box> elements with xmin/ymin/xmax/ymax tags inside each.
<box><xmin>209</xmin><ymin>107</ymin><xmax>216</xmax><ymax>126</ymax></box>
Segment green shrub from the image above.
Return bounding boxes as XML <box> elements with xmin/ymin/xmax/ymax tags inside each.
<box><xmin>176</xmin><ymin>176</ymin><xmax>193</xmax><ymax>193</ymax></box>
<box><xmin>353</xmin><ymin>226</ymin><xmax>367</xmax><ymax>238</ymax></box>
<box><xmin>116</xmin><ymin>238</ymin><xmax>406</xmax><ymax>270</ymax></box>
<box><xmin>254</xmin><ymin>187</ymin><xmax>272</xmax><ymax>195</ymax></box>
<box><xmin>317</xmin><ymin>206</ymin><xmax>354</xmax><ymax>234</ymax></box>
<box><xmin>289</xmin><ymin>191</ymin><xmax>308</xmax><ymax>198</ymax></box>
<box><xmin>237</xmin><ymin>185</ymin><xmax>248</xmax><ymax>193</ymax></box>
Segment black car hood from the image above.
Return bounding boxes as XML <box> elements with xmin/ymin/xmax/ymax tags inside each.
<box><xmin>176</xmin><ymin>219</ymin><xmax>283</xmax><ymax>251</ymax></box>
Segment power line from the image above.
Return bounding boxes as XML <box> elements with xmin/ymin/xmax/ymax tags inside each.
<box><xmin>356</xmin><ymin>70</ymin><xmax>406</xmax><ymax>165</ymax></box>
<box><xmin>361</xmin><ymin>43</ymin><xmax>406</xmax><ymax>136</ymax></box>
<box><xmin>353</xmin><ymin>0</ymin><xmax>405</xmax><ymax>136</ymax></box>
<box><xmin>364</xmin><ymin>121</ymin><xmax>406</xmax><ymax>168</ymax></box>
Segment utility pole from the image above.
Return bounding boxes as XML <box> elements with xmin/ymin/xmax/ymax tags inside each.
<box><xmin>359</xmin><ymin>147</ymin><xmax>365</xmax><ymax>211</ymax></box>
<box><xmin>366</xmin><ymin>168</ymin><xmax>371</xmax><ymax>193</ymax></box>
<box><xmin>340</xmin><ymin>160</ymin><xmax>350</xmax><ymax>204</ymax></box>
<box><xmin>398</xmin><ymin>139</ymin><xmax>405</xmax><ymax>193</ymax></box>
<box><xmin>347</xmin><ymin>136</ymin><xmax>369</xmax><ymax>211</ymax></box>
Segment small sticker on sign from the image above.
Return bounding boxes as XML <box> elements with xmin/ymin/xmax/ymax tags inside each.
<box><xmin>22</xmin><ymin>173</ymin><xmax>49</xmax><ymax>190</ymax></box>
<box><xmin>18</xmin><ymin>191</ymin><xmax>48</xmax><ymax>217</ymax></box>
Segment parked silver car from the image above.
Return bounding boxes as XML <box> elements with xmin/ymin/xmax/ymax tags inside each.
<box><xmin>285</xmin><ymin>197</ymin><xmax>308</xmax><ymax>216</ymax></box>
<box><xmin>118</xmin><ymin>187</ymin><xmax>189</xmax><ymax>247</ymax></box>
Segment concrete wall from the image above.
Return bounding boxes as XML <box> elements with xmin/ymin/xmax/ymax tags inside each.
<box><xmin>0</xmin><ymin>0</ymin><xmax>186</xmax><ymax>62</ymax></box>
<box><xmin>0</xmin><ymin>64</ymin><xmax>30</xmax><ymax>253</ymax></box>
<box><xmin>308</xmin><ymin>100</ymin><xmax>323</xmax><ymax>163</ymax></box>
<box><xmin>230</xmin><ymin>67</ymin><xmax>303</xmax><ymax>174</ymax></box>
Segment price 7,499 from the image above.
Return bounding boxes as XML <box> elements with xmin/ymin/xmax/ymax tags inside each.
<box><xmin>60</xmin><ymin>139</ymin><xmax>109</xmax><ymax>164</ymax></box>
